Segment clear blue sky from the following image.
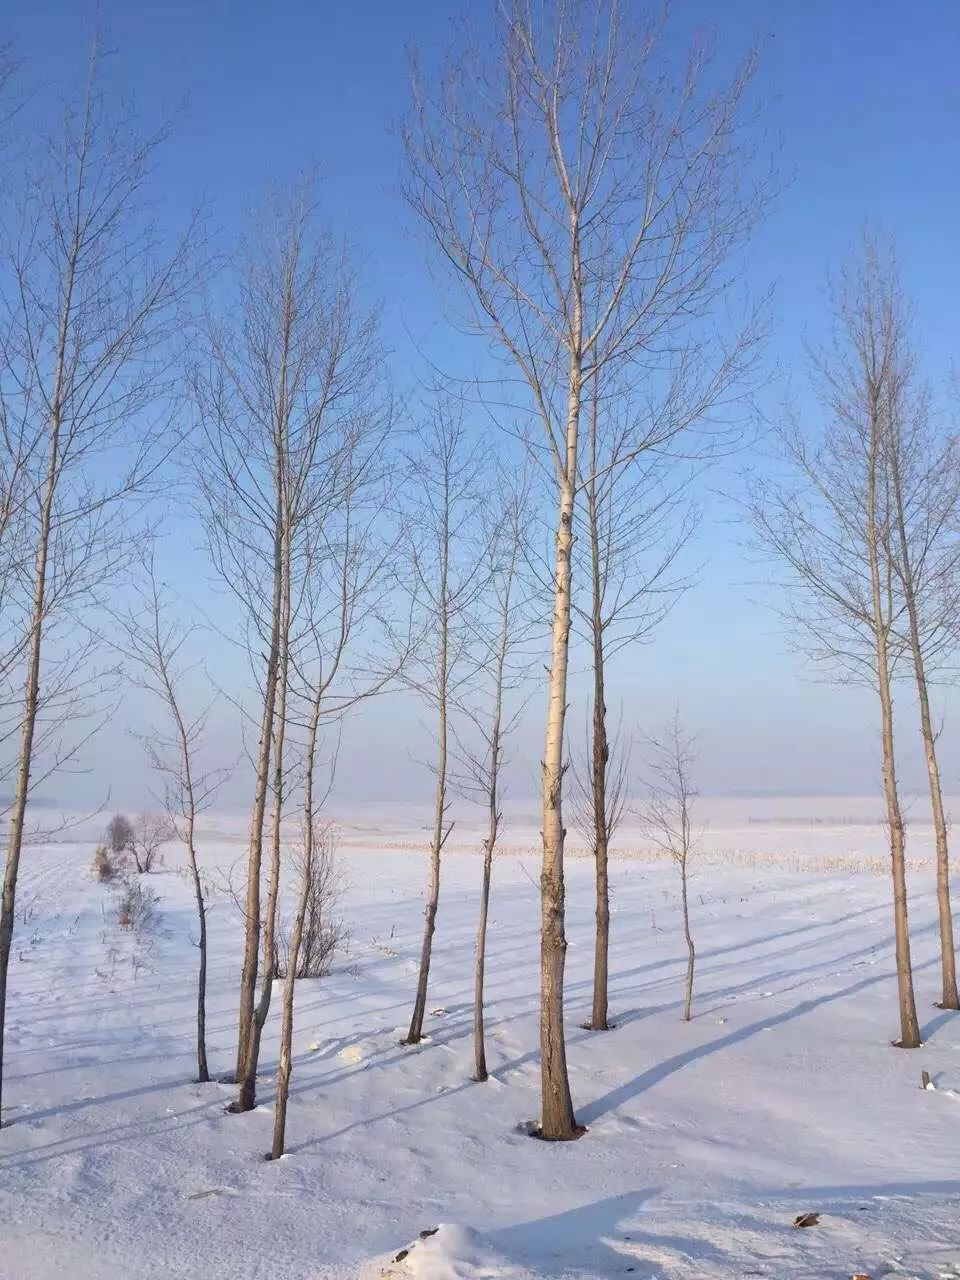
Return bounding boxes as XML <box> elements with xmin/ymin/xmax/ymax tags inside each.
<box><xmin>7</xmin><ymin>1</ymin><xmax>960</xmax><ymax>806</ymax></box>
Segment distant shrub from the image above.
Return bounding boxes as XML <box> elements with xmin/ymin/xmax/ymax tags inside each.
<box><xmin>276</xmin><ymin>913</ymin><xmax>346</xmax><ymax>980</ymax></box>
<box><xmin>106</xmin><ymin>813</ymin><xmax>134</xmax><ymax>855</ymax></box>
<box><xmin>275</xmin><ymin>826</ymin><xmax>346</xmax><ymax>979</ymax></box>
<box><xmin>117</xmin><ymin>876</ymin><xmax>160</xmax><ymax>933</ymax></box>
<box><xmin>92</xmin><ymin>845</ymin><xmax>116</xmax><ymax>882</ymax></box>
<box><xmin>129</xmin><ymin>812</ymin><xmax>174</xmax><ymax>874</ymax></box>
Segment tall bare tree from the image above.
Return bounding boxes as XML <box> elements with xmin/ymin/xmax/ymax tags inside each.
<box><xmin>193</xmin><ymin>185</ymin><xmax>388</xmax><ymax>1109</ymax></box>
<box><xmin>456</xmin><ymin>468</ymin><xmax>534</xmax><ymax>1081</ymax></box>
<box><xmin>642</xmin><ymin>711</ymin><xmax>698</xmax><ymax>1022</ymax></box>
<box><xmin>749</xmin><ymin>241</ymin><xmax>922</xmax><ymax>1048</ymax></box>
<box><xmin>121</xmin><ymin>556</ymin><xmax>228</xmax><ymax>1082</ymax></box>
<box><xmin>402</xmin><ymin>402</ymin><xmax>486</xmax><ymax>1047</ymax></box>
<box><xmin>874</xmin><ymin>255</ymin><xmax>960</xmax><ymax>1012</ymax></box>
<box><xmin>269</xmin><ymin>394</ymin><xmax>402</xmax><ymax>1150</ymax></box>
<box><xmin>0</xmin><ymin>56</ymin><xmax>194</xmax><ymax>1120</ymax></box>
<box><xmin>404</xmin><ymin>0</ymin><xmax>764</xmax><ymax>1135</ymax></box>
<box><xmin>574</xmin><ymin>375</ymin><xmax>697</xmax><ymax>1031</ymax></box>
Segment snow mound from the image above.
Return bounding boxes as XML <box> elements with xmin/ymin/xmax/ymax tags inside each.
<box><xmin>392</xmin><ymin>1224</ymin><xmax>532</xmax><ymax>1279</ymax></box>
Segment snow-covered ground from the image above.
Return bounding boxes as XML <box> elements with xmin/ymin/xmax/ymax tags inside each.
<box><xmin>1</xmin><ymin>809</ymin><xmax>959</xmax><ymax>1279</ymax></box>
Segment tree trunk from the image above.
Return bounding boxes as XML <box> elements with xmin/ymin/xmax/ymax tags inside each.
<box><xmin>407</xmin><ymin>760</ymin><xmax>445</xmax><ymax>1044</ymax></box>
<box><xmin>590</xmin><ymin>685</ymin><xmax>611</xmax><ymax>1031</ymax></box>
<box><xmin>271</xmin><ymin>655</ymin><xmax>324</xmax><ymax>1158</ymax></box>
<box><xmin>680</xmin><ymin>860</ymin><xmax>695</xmax><ymax>1022</ymax></box>
<box><xmin>474</xmin><ymin>527</ymin><xmax>513</xmax><ymax>1083</ymax></box>
<box><xmin>540</xmin><ymin>439</ymin><xmax>581</xmax><ymax>1139</ymax></box>
<box><xmin>270</xmin><ymin>716</ymin><xmax>319</xmax><ymax>1158</ymax></box>
<box><xmin>588</xmin><ymin>460</ymin><xmax>611</xmax><ymax>1032</ymax></box>
<box><xmin>890</xmin><ymin>456</ymin><xmax>959</xmax><ymax>1011</ymax></box>
<box><xmin>234</xmin><ymin>712</ymin><xmax>276</xmax><ymax>1078</ymax></box>
<box><xmin>237</xmin><ymin>580</ymin><xmax>290</xmax><ymax>1112</ymax></box>
<box><xmin>867</xmin><ymin>409</ymin><xmax>920</xmax><ymax>1049</ymax></box>
<box><xmin>877</xmin><ymin>672</ymin><xmax>920</xmax><ymax>1046</ymax></box>
<box><xmin>235</xmin><ymin>515</ymin><xmax>283</xmax><ymax>1082</ymax></box>
<box><xmin>185</xmin><ymin>811</ymin><xmax>210</xmax><ymax>1082</ymax></box>
<box><xmin>155</xmin><ymin>603</ymin><xmax>211</xmax><ymax>1084</ymax></box>
<box><xmin>406</xmin><ymin>510</ymin><xmax>450</xmax><ymax>1047</ymax></box>
<box><xmin>474</xmin><ymin>713</ymin><xmax>500</xmax><ymax>1082</ymax></box>
<box><xmin>903</xmin><ymin>599</ymin><xmax>957</xmax><ymax>1010</ymax></box>
<box><xmin>473</xmin><ymin>838</ymin><xmax>493</xmax><ymax>1083</ymax></box>
<box><xmin>921</xmin><ymin>691</ymin><xmax>960</xmax><ymax>1010</ymax></box>
<box><xmin>271</xmin><ymin>850</ymin><xmax>309</xmax><ymax>1159</ymax></box>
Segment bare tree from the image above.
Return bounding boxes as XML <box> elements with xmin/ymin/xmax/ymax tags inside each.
<box><xmin>574</xmin><ymin>375</ymin><xmax>697</xmax><ymax>1031</ymax></box>
<box><xmin>106</xmin><ymin>813</ymin><xmax>134</xmax><ymax>856</ymax></box>
<box><xmin>129</xmin><ymin>813</ymin><xmax>174</xmax><ymax>874</ymax></box>
<box><xmin>877</xmin><ymin>262</ymin><xmax>960</xmax><ymax>1012</ymax></box>
<box><xmin>642</xmin><ymin>712</ymin><xmax>698</xmax><ymax>1021</ymax></box>
<box><xmin>0</xmin><ymin>52</ymin><xmax>195</xmax><ymax>1119</ymax></box>
<box><xmin>121</xmin><ymin>556</ymin><xmax>228</xmax><ymax>1081</ymax></box>
<box><xmin>748</xmin><ymin>240</ymin><xmax>922</xmax><ymax>1048</ymax></box>
<box><xmin>193</xmin><ymin>184</ymin><xmax>388</xmax><ymax>1110</ymax></box>
<box><xmin>270</xmin><ymin>426</ymin><xmax>399</xmax><ymax>1153</ymax></box>
<box><xmin>456</xmin><ymin>469</ymin><xmax>534</xmax><ymax>1081</ymax></box>
<box><xmin>402</xmin><ymin>402</ymin><xmax>486</xmax><ymax>1047</ymax></box>
<box><xmin>404</xmin><ymin>0</ymin><xmax>764</xmax><ymax>1136</ymax></box>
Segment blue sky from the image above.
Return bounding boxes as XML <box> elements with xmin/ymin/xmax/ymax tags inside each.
<box><xmin>7</xmin><ymin>1</ymin><xmax>960</xmax><ymax>806</ymax></box>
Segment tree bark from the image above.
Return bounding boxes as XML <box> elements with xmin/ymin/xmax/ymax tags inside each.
<box><xmin>539</xmin><ymin>409</ymin><xmax>581</xmax><ymax>1139</ymax></box>
<box><xmin>587</xmin><ymin>456</ymin><xmax>611</xmax><ymax>1032</ymax></box>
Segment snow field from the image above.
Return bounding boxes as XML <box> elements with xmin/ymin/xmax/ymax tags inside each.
<box><xmin>0</xmin><ymin>827</ymin><xmax>958</xmax><ymax>1279</ymax></box>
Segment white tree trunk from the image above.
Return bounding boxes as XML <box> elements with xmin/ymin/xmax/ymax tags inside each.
<box><xmin>540</xmin><ymin>446</ymin><xmax>580</xmax><ymax>1138</ymax></box>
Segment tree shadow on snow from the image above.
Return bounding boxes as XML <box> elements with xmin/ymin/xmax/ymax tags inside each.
<box><xmin>919</xmin><ymin>1007</ymin><xmax>958</xmax><ymax>1042</ymax></box>
<box><xmin>580</xmin><ymin>958</ymin><xmax>937</xmax><ymax>1127</ymax></box>
<box><xmin>0</xmin><ymin>1082</ymin><xmax>231</xmax><ymax>1171</ymax></box>
<box><xmin>491</xmin><ymin>1188</ymin><xmax>735</xmax><ymax>1278</ymax></box>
